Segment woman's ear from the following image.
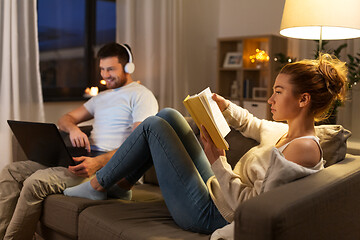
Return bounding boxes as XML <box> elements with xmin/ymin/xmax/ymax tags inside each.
<box><xmin>299</xmin><ymin>93</ymin><xmax>311</xmax><ymax>108</ymax></box>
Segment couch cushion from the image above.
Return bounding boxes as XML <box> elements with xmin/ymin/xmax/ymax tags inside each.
<box><xmin>224</xmin><ymin>127</ymin><xmax>259</xmax><ymax>168</ymax></box>
<box><xmin>143</xmin><ymin>166</ymin><xmax>159</xmax><ymax>185</ymax></box>
<box><xmin>39</xmin><ymin>184</ymin><xmax>164</xmax><ymax>239</ymax></box>
<box><xmin>40</xmin><ymin>194</ymin><xmax>119</xmax><ymax>239</ymax></box>
<box><xmin>131</xmin><ymin>183</ymin><xmax>163</xmax><ymax>202</ymax></box>
<box><xmin>78</xmin><ymin>201</ymin><xmax>210</xmax><ymax>240</ymax></box>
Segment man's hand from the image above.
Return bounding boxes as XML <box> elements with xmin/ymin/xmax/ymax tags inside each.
<box><xmin>58</xmin><ymin>105</ymin><xmax>93</xmax><ymax>152</ymax></box>
<box><xmin>69</xmin><ymin>128</ymin><xmax>91</xmax><ymax>152</ymax></box>
<box><xmin>68</xmin><ymin>150</ymin><xmax>117</xmax><ymax>178</ymax></box>
<box><xmin>212</xmin><ymin>93</ymin><xmax>230</xmax><ymax>112</ymax></box>
<box><xmin>68</xmin><ymin>156</ymin><xmax>102</xmax><ymax>177</ymax></box>
<box><xmin>200</xmin><ymin>125</ymin><xmax>225</xmax><ymax>165</ymax></box>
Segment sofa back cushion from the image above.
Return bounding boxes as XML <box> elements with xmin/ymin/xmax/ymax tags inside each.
<box><xmin>315</xmin><ymin>125</ymin><xmax>352</xmax><ymax>167</ymax></box>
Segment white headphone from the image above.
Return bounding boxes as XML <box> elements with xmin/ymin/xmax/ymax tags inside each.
<box><xmin>120</xmin><ymin>44</ymin><xmax>135</xmax><ymax>74</ymax></box>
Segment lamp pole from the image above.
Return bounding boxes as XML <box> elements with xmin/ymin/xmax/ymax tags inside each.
<box><xmin>319</xmin><ymin>26</ymin><xmax>323</xmax><ymax>53</ymax></box>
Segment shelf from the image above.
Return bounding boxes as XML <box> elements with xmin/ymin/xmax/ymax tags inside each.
<box><xmin>219</xmin><ymin>67</ymin><xmax>242</xmax><ymax>71</ymax></box>
<box><xmin>243</xmin><ymin>67</ymin><xmax>268</xmax><ymax>71</ymax></box>
<box><xmin>217</xmin><ymin>35</ymin><xmax>287</xmax><ymax>120</ymax></box>
<box><xmin>242</xmin><ymin>98</ymin><xmax>268</xmax><ymax>102</ymax></box>
<box><xmin>219</xmin><ymin>67</ymin><xmax>269</xmax><ymax>72</ymax></box>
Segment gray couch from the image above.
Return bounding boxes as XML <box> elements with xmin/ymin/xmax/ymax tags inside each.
<box><xmin>35</xmin><ymin>120</ymin><xmax>359</xmax><ymax>240</ymax></box>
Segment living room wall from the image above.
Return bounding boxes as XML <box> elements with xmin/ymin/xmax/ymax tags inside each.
<box><xmin>44</xmin><ymin>0</ymin><xmax>360</xmax><ymax>144</ymax></box>
<box><xmin>219</xmin><ymin>0</ymin><xmax>285</xmax><ymax>38</ymax></box>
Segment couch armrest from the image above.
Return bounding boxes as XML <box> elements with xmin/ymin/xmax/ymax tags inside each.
<box><xmin>234</xmin><ymin>154</ymin><xmax>360</xmax><ymax>240</ymax></box>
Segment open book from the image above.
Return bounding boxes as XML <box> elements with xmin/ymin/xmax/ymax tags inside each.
<box><xmin>183</xmin><ymin>87</ymin><xmax>231</xmax><ymax>150</ymax></box>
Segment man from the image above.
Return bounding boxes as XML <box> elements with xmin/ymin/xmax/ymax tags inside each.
<box><xmin>0</xmin><ymin>42</ymin><xmax>158</xmax><ymax>240</ymax></box>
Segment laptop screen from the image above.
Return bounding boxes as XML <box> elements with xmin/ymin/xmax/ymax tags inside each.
<box><xmin>7</xmin><ymin>120</ymin><xmax>77</xmax><ymax>167</ymax></box>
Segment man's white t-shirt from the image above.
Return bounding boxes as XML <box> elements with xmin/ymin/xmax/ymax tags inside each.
<box><xmin>84</xmin><ymin>82</ymin><xmax>158</xmax><ymax>152</ymax></box>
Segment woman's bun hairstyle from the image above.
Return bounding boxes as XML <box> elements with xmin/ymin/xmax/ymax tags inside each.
<box><xmin>317</xmin><ymin>54</ymin><xmax>347</xmax><ymax>102</ymax></box>
<box><xmin>279</xmin><ymin>53</ymin><xmax>348</xmax><ymax>121</ymax></box>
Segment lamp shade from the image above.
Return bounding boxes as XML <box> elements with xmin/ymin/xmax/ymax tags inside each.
<box><xmin>280</xmin><ymin>0</ymin><xmax>360</xmax><ymax>40</ymax></box>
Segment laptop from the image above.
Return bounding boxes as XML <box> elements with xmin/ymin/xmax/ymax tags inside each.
<box><xmin>7</xmin><ymin>120</ymin><xmax>89</xmax><ymax>168</ymax></box>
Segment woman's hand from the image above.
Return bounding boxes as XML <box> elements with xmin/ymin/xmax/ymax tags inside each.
<box><xmin>200</xmin><ymin>125</ymin><xmax>225</xmax><ymax>165</ymax></box>
<box><xmin>212</xmin><ymin>93</ymin><xmax>230</xmax><ymax>112</ymax></box>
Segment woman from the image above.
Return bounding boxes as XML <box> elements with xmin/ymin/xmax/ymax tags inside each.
<box><xmin>64</xmin><ymin>54</ymin><xmax>347</xmax><ymax>238</ymax></box>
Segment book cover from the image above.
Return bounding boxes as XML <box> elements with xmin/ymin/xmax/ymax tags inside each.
<box><xmin>183</xmin><ymin>88</ymin><xmax>230</xmax><ymax>150</ymax></box>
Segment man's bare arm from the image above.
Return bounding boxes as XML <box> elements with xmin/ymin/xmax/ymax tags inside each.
<box><xmin>58</xmin><ymin>106</ymin><xmax>94</xmax><ymax>151</ymax></box>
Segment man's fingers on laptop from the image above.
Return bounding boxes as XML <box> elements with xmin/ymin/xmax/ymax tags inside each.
<box><xmin>85</xmin><ymin>138</ymin><xmax>91</xmax><ymax>152</ymax></box>
<box><xmin>71</xmin><ymin>135</ymin><xmax>87</xmax><ymax>148</ymax></box>
<box><xmin>76</xmin><ymin>138</ymin><xmax>84</xmax><ymax>148</ymax></box>
<box><xmin>71</xmin><ymin>139</ymin><xmax>77</xmax><ymax>148</ymax></box>
<box><xmin>79</xmin><ymin>136</ymin><xmax>91</xmax><ymax>152</ymax></box>
<box><xmin>71</xmin><ymin>138</ymin><xmax>83</xmax><ymax>148</ymax></box>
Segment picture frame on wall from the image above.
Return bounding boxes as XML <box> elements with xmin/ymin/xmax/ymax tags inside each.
<box><xmin>223</xmin><ymin>52</ymin><xmax>242</xmax><ymax>68</ymax></box>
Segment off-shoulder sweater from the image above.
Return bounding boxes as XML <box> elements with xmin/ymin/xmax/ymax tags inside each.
<box><xmin>207</xmin><ymin>102</ymin><xmax>325</xmax><ymax>225</ymax></box>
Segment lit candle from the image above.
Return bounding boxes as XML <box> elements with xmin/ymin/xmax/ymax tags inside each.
<box><xmin>89</xmin><ymin>87</ymin><xmax>99</xmax><ymax>96</ymax></box>
<box><xmin>83</xmin><ymin>87</ymin><xmax>99</xmax><ymax>98</ymax></box>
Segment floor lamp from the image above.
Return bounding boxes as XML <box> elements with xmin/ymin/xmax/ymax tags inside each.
<box><xmin>280</xmin><ymin>0</ymin><xmax>360</xmax><ymax>151</ymax></box>
<box><xmin>279</xmin><ymin>0</ymin><xmax>360</xmax><ymax>52</ymax></box>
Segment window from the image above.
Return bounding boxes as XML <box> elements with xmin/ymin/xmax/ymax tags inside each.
<box><xmin>38</xmin><ymin>0</ymin><xmax>116</xmax><ymax>101</ymax></box>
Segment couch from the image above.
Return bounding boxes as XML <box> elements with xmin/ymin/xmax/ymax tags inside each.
<box><xmin>35</xmin><ymin>120</ymin><xmax>359</xmax><ymax>240</ymax></box>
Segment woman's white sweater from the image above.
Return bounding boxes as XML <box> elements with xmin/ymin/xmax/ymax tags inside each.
<box><xmin>207</xmin><ymin>102</ymin><xmax>324</xmax><ymax>224</ymax></box>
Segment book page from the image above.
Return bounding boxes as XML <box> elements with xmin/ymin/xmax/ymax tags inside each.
<box><xmin>199</xmin><ymin>88</ymin><xmax>230</xmax><ymax>137</ymax></box>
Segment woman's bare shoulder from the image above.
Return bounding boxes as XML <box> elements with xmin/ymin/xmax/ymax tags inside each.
<box><xmin>282</xmin><ymin>138</ymin><xmax>321</xmax><ymax>168</ymax></box>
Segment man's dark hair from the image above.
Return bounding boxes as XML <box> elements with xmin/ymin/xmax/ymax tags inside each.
<box><xmin>97</xmin><ymin>42</ymin><xmax>133</xmax><ymax>69</ymax></box>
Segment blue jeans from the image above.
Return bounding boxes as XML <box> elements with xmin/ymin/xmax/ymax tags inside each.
<box><xmin>95</xmin><ymin>108</ymin><xmax>228</xmax><ymax>234</ymax></box>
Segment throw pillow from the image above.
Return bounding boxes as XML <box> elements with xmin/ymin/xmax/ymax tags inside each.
<box><xmin>315</xmin><ymin>125</ymin><xmax>352</xmax><ymax>167</ymax></box>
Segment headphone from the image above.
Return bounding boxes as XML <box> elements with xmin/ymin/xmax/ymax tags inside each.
<box><xmin>120</xmin><ymin>44</ymin><xmax>135</xmax><ymax>74</ymax></box>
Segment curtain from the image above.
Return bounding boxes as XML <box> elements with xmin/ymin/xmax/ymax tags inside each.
<box><xmin>116</xmin><ymin>0</ymin><xmax>186</xmax><ymax>112</ymax></box>
<box><xmin>115</xmin><ymin>0</ymin><xmax>220</xmax><ymax>113</ymax></box>
<box><xmin>0</xmin><ymin>0</ymin><xmax>44</xmax><ymax>171</ymax></box>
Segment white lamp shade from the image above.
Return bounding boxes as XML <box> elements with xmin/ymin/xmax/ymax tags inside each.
<box><xmin>280</xmin><ymin>0</ymin><xmax>360</xmax><ymax>40</ymax></box>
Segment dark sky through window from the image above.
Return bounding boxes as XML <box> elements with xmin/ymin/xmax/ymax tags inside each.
<box><xmin>38</xmin><ymin>0</ymin><xmax>116</xmax><ymax>101</ymax></box>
